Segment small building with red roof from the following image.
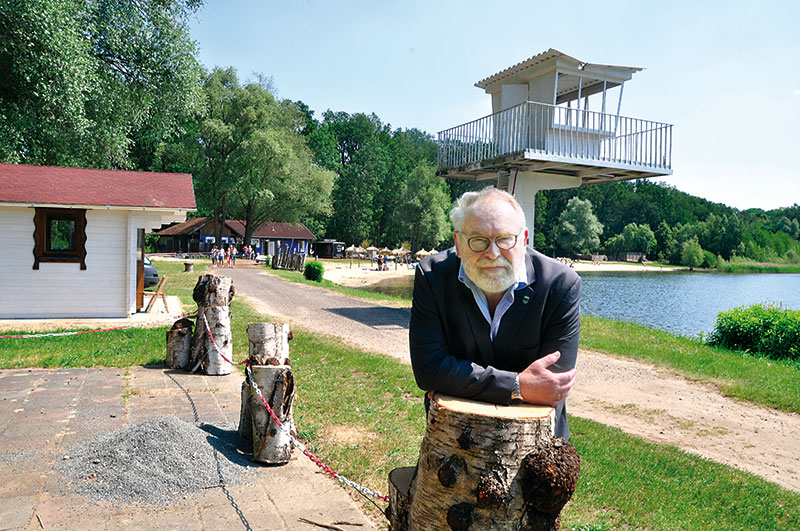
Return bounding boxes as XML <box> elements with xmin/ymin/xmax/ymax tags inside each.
<box><xmin>155</xmin><ymin>217</ymin><xmax>315</xmax><ymax>257</ymax></box>
<box><xmin>0</xmin><ymin>163</ymin><xmax>196</xmax><ymax>318</ymax></box>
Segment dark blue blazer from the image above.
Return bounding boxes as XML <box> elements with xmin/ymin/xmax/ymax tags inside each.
<box><xmin>409</xmin><ymin>247</ymin><xmax>582</xmax><ymax>439</ymax></box>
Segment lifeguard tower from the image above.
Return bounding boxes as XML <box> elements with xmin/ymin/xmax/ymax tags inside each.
<box><xmin>437</xmin><ymin>48</ymin><xmax>673</xmax><ymax>232</ymax></box>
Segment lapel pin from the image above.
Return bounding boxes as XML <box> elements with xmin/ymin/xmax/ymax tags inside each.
<box><xmin>522</xmin><ymin>295</ymin><xmax>530</xmax><ymax>304</ymax></box>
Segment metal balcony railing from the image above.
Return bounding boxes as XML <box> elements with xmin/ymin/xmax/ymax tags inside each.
<box><xmin>437</xmin><ymin>101</ymin><xmax>673</xmax><ymax>173</ymax></box>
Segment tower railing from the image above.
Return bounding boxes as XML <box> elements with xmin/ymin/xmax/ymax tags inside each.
<box><xmin>437</xmin><ymin>101</ymin><xmax>673</xmax><ymax>173</ymax></box>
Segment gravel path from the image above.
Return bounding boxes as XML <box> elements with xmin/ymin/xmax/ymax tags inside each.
<box><xmin>224</xmin><ymin>267</ymin><xmax>800</xmax><ymax>492</ymax></box>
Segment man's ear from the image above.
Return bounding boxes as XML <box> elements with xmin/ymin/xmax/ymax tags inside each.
<box><xmin>453</xmin><ymin>231</ymin><xmax>462</xmax><ymax>257</ymax></box>
<box><xmin>523</xmin><ymin>227</ymin><xmax>530</xmax><ymax>247</ymax></box>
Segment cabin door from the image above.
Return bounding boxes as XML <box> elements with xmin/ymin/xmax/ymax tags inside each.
<box><xmin>136</xmin><ymin>228</ymin><xmax>145</xmax><ymax>309</ymax></box>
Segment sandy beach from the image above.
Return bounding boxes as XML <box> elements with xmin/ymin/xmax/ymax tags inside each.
<box><xmin>323</xmin><ymin>259</ymin><xmax>685</xmax><ymax>289</ymax></box>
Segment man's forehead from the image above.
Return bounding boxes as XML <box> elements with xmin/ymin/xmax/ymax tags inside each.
<box><xmin>461</xmin><ymin>198</ymin><xmax>521</xmax><ymax>234</ymax></box>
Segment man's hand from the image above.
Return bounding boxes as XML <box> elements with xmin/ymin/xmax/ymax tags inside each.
<box><xmin>518</xmin><ymin>351</ymin><xmax>576</xmax><ymax>407</ymax></box>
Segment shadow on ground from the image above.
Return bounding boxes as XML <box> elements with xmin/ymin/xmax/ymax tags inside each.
<box><xmin>323</xmin><ymin>306</ymin><xmax>411</xmax><ymax>329</ymax></box>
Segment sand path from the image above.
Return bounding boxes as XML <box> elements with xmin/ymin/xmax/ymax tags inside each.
<box><xmin>227</xmin><ymin>266</ymin><xmax>800</xmax><ymax>492</ymax></box>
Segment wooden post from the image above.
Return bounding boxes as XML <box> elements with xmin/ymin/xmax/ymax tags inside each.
<box><xmin>190</xmin><ymin>274</ymin><xmax>234</xmax><ymax>375</ymax></box>
<box><xmin>165</xmin><ymin>318</ymin><xmax>193</xmax><ymax>369</ymax></box>
<box><xmin>389</xmin><ymin>394</ymin><xmax>580</xmax><ymax>531</ymax></box>
<box><xmin>247</xmin><ymin>323</ymin><xmax>291</xmax><ymax>365</ymax></box>
<box><xmin>238</xmin><ymin>322</ymin><xmax>296</xmax><ymax>464</ymax></box>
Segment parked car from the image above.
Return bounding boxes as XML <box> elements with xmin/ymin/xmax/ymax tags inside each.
<box><xmin>144</xmin><ymin>256</ymin><xmax>159</xmax><ymax>288</ymax></box>
<box><xmin>254</xmin><ymin>254</ymin><xmax>270</xmax><ymax>265</ymax></box>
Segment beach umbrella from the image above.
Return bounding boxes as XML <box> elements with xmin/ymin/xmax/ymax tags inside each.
<box><xmin>380</xmin><ymin>247</ymin><xmax>392</xmax><ymax>255</ymax></box>
<box><xmin>429</xmin><ymin>248</ymin><xmax>439</xmax><ymax>255</ymax></box>
<box><xmin>355</xmin><ymin>246</ymin><xmax>366</xmax><ymax>257</ymax></box>
<box><xmin>345</xmin><ymin>245</ymin><xmax>357</xmax><ymax>256</ymax></box>
<box><xmin>415</xmin><ymin>249</ymin><xmax>429</xmax><ymax>258</ymax></box>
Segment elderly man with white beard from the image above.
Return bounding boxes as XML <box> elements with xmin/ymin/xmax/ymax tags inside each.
<box><xmin>409</xmin><ymin>187</ymin><xmax>582</xmax><ymax>440</ymax></box>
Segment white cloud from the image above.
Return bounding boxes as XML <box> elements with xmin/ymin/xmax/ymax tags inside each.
<box><xmin>794</xmin><ymin>89</ymin><xmax>800</xmax><ymax>96</ymax></box>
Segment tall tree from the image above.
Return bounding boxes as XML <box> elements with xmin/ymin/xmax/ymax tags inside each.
<box><xmin>556</xmin><ymin>197</ymin><xmax>604</xmax><ymax>255</ymax></box>
<box><xmin>0</xmin><ymin>0</ymin><xmax>203</xmax><ymax>169</ymax></box>
<box><xmin>398</xmin><ymin>163</ymin><xmax>451</xmax><ymax>251</ymax></box>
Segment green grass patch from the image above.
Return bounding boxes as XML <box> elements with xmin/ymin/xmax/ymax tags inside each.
<box><xmin>716</xmin><ymin>262</ymin><xmax>800</xmax><ymax>273</ymax></box>
<box><xmin>581</xmin><ymin>316</ymin><xmax>800</xmax><ymax>413</ymax></box>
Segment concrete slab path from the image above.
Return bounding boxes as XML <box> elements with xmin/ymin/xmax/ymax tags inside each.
<box><xmin>0</xmin><ymin>367</ymin><xmax>376</xmax><ymax>531</ymax></box>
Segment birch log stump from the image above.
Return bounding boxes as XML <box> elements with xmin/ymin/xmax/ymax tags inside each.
<box><xmin>165</xmin><ymin>318</ymin><xmax>193</xmax><ymax>369</ymax></box>
<box><xmin>190</xmin><ymin>274</ymin><xmax>234</xmax><ymax>375</ymax></box>
<box><xmin>390</xmin><ymin>394</ymin><xmax>580</xmax><ymax>531</ymax></box>
<box><xmin>239</xmin><ymin>322</ymin><xmax>296</xmax><ymax>464</ymax></box>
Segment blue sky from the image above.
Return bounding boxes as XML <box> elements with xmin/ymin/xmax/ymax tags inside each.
<box><xmin>190</xmin><ymin>0</ymin><xmax>800</xmax><ymax>211</ymax></box>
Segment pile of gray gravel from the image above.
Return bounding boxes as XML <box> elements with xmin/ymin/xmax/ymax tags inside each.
<box><xmin>58</xmin><ymin>416</ymin><xmax>252</xmax><ymax>505</ymax></box>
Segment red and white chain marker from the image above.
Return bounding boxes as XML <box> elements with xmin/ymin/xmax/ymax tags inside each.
<box><xmin>200</xmin><ymin>313</ymin><xmax>389</xmax><ymax>503</ymax></box>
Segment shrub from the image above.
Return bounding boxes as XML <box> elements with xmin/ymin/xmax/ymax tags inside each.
<box><xmin>303</xmin><ymin>260</ymin><xmax>325</xmax><ymax>282</ymax></box>
<box><xmin>702</xmin><ymin>250</ymin><xmax>717</xmax><ymax>268</ymax></box>
<box><xmin>707</xmin><ymin>303</ymin><xmax>800</xmax><ymax>361</ymax></box>
<box><xmin>261</xmin><ymin>254</ymin><xmax>271</xmax><ymax>267</ymax></box>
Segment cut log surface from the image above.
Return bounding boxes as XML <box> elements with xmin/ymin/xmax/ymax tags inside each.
<box><xmin>247</xmin><ymin>322</ymin><xmax>291</xmax><ymax>365</ymax></box>
<box><xmin>239</xmin><ymin>365</ymin><xmax>296</xmax><ymax>464</ymax></box>
<box><xmin>406</xmin><ymin>393</ymin><xmax>579</xmax><ymax>531</ymax></box>
<box><xmin>190</xmin><ymin>275</ymin><xmax>234</xmax><ymax>375</ymax></box>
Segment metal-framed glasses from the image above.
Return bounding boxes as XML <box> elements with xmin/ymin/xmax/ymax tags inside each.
<box><xmin>461</xmin><ymin>231</ymin><xmax>522</xmax><ymax>253</ymax></box>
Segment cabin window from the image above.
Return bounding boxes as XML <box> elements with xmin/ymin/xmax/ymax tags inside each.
<box><xmin>33</xmin><ymin>207</ymin><xmax>87</xmax><ymax>270</ymax></box>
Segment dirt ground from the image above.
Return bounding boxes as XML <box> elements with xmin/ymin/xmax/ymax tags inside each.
<box><xmin>225</xmin><ymin>266</ymin><xmax>800</xmax><ymax>493</ymax></box>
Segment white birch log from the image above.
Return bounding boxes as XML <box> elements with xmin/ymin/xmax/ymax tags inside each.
<box><xmin>165</xmin><ymin>328</ymin><xmax>192</xmax><ymax>369</ymax></box>
<box><xmin>404</xmin><ymin>394</ymin><xmax>580</xmax><ymax>531</ymax></box>
<box><xmin>247</xmin><ymin>322</ymin><xmax>291</xmax><ymax>365</ymax></box>
<box><xmin>190</xmin><ymin>274</ymin><xmax>234</xmax><ymax>375</ymax></box>
<box><xmin>246</xmin><ymin>365</ymin><xmax>295</xmax><ymax>464</ymax></box>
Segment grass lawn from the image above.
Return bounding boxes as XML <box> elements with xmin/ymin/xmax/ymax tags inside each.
<box><xmin>2</xmin><ymin>260</ymin><xmax>799</xmax><ymax>528</ymax></box>
<box><xmin>580</xmin><ymin>316</ymin><xmax>800</xmax><ymax>413</ymax></box>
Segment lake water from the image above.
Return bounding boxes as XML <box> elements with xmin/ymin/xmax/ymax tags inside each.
<box><xmin>365</xmin><ymin>271</ymin><xmax>800</xmax><ymax>338</ymax></box>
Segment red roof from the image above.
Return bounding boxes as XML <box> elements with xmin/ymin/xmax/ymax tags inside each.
<box><xmin>0</xmin><ymin>163</ymin><xmax>196</xmax><ymax>210</ymax></box>
<box><xmin>157</xmin><ymin>217</ymin><xmax>315</xmax><ymax>240</ymax></box>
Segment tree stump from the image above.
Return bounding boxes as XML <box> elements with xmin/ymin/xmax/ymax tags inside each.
<box><xmin>165</xmin><ymin>318</ymin><xmax>194</xmax><ymax>369</ymax></box>
<box><xmin>239</xmin><ymin>365</ymin><xmax>295</xmax><ymax>464</ymax></box>
<box><xmin>238</xmin><ymin>322</ymin><xmax>296</xmax><ymax>464</ymax></box>
<box><xmin>190</xmin><ymin>274</ymin><xmax>234</xmax><ymax>375</ymax></box>
<box><xmin>246</xmin><ymin>322</ymin><xmax>291</xmax><ymax>365</ymax></box>
<box><xmin>392</xmin><ymin>394</ymin><xmax>580</xmax><ymax>531</ymax></box>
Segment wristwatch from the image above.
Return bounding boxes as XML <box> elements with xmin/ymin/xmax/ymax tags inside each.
<box><xmin>511</xmin><ymin>374</ymin><xmax>524</xmax><ymax>404</ymax></box>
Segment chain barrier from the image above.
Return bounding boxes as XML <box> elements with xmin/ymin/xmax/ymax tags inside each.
<box><xmin>199</xmin><ymin>312</ymin><xmax>389</xmax><ymax>504</ymax></box>
<box><xmin>0</xmin><ymin>311</ymin><xmax>197</xmax><ymax>340</ymax></box>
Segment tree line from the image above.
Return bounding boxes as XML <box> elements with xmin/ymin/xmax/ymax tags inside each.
<box><xmin>543</xmin><ymin>181</ymin><xmax>800</xmax><ymax>267</ymax></box>
<box><xmin>2</xmin><ymin>0</ymin><xmax>797</xmax><ymax>264</ymax></box>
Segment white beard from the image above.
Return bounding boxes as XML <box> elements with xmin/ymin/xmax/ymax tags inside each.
<box><xmin>463</xmin><ymin>256</ymin><xmax>517</xmax><ymax>294</ymax></box>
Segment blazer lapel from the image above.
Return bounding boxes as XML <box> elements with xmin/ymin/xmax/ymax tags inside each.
<box><xmin>493</xmin><ymin>252</ymin><xmax>538</xmax><ymax>357</ymax></box>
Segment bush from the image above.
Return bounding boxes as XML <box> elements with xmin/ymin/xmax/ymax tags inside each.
<box><xmin>303</xmin><ymin>260</ymin><xmax>325</xmax><ymax>282</ymax></box>
<box><xmin>707</xmin><ymin>303</ymin><xmax>800</xmax><ymax>361</ymax></box>
<box><xmin>702</xmin><ymin>250</ymin><xmax>717</xmax><ymax>268</ymax></box>
<box><xmin>261</xmin><ymin>254</ymin><xmax>271</xmax><ymax>267</ymax></box>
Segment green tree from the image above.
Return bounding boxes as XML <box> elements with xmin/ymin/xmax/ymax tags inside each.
<box><xmin>681</xmin><ymin>237</ymin><xmax>704</xmax><ymax>270</ymax></box>
<box><xmin>619</xmin><ymin>223</ymin><xmax>657</xmax><ymax>255</ymax></box>
<box><xmin>0</xmin><ymin>0</ymin><xmax>203</xmax><ymax>169</ymax></box>
<box><xmin>556</xmin><ymin>197</ymin><xmax>603</xmax><ymax>255</ymax></box>
<box><xmin>398</xmin><ymin>164</ymin><xmax>451</xmax><ymax>251</ymax></box>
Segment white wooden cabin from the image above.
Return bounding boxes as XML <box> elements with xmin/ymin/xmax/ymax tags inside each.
<box><xmin>437</xmin><ymin>48</ymin><xmax>673</xmax><ymax>232</ymax></box>
<box><xmin>0</xmin><ymin>163</ymin><xmax>195</xmax><ymax>318</ymax></box>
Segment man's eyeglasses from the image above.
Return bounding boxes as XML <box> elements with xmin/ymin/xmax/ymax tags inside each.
<box><xmin>460</xmin><ymin>231</ymin><xmax>522</xmax><ymax>253</ymax></box>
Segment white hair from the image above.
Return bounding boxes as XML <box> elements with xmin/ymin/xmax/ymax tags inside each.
<box><xmin>450</xmin><ymin>187</ymin><xmax>526</xmax><ymax>232</ymax></box>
